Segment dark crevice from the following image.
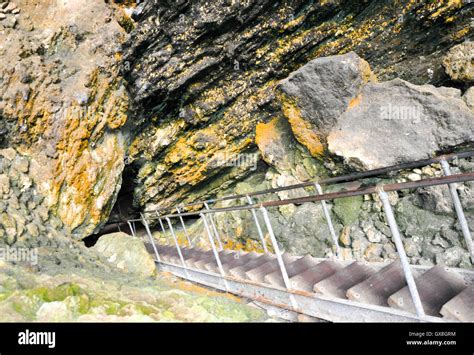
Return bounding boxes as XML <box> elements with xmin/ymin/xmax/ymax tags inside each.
<box><xmin>84</xmin><ymin>163</ymin><xmax>140</xmax><ymax>245</ymax></box>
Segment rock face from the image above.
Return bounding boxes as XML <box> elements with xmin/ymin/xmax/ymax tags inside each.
<box><xmin>122</xmin><ymin>0</ymin><xmax>473</xmax><ymax>213</ymax></box>
<box><xmin>92</xmin><ymin>232</ymin><xmax>156</xmax><ymax>278</ymax></box>
<box><xmin>0</xmin><ymin>0</ymin><xmax>131</xmax><ymax>237</ymax></box>
<box><xmin>327</xmin><ymin>79</ymin><xmax>474</xmax><ymax>169</ymax></box>
<box><xmin>443</xmin><ymin>42</ymin><xmax>474</xmax><ymax>84</ymax></box>
<box><xmin>0</xmin><ymin>0</ymin><xmax>473</xmax><ymax>258</ymax></box>
<box><xmin>0</xmin><ymin>148</ymin><xmax>67</xmax><ymax>246</ymax></box>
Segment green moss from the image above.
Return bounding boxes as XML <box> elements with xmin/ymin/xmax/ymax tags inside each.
<box><xmin>195</xmin><ymin>296</ymin><xmax>265</xmax><ymax>322</ymax></box>
<box><xmin>11</xmin><ymin>294</ymin><xmax>41</xmax><ymax>319</ymax></box>
<box><xmin>76</xmin><ymin>295</ymin><xmax>91</xmax><ymax>314</ymax></box>
<box><xmin>302</xmin><ymin>157</ymin><xmax>328</xmax><ymax>179</ymax></box>
<box><xmin>27</xmin><ymin>283</ymin><xmax>85</xmax><ymax>302</ymax></box>
<box><xmin>0</xmin><ymin>291</ymin><xmax>11</xmax><ymax>302</ymax></box>
<box><xmin>333</xmin><ymin>196</ymin><xmax>363</xmax><ymax>226</ymax></box>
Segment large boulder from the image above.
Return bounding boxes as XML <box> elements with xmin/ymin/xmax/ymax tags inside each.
<box><xmin>327</xmin><ymin>79</ymin><xmax>474</xmax><ymax>169</ymax></box>
<box><xmin>443</xmin><ymin>42</ymin><xmax>474</xmax><ymax>83</ymax></box>
<box><xmin>92</xmin><ymin>233</ymin><xmax>156</xmax><ymax>278</ymax></box>
<box><xmin>277</xmin><ymin>52</ymin><xmax>376</xmax><ymax>156</ymax></box>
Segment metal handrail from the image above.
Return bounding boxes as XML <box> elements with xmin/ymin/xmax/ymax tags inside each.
<box><xmin>135</xmin><ymin>173</ymin><xmax>474</xmax><ymax>221</ymax></box>
<box><xmin>142</xmin><ymin>150</ymin><xmax>474</xmax><ymax>215</ymax></box>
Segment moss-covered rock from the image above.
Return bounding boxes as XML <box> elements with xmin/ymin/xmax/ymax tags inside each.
<box><xmin>333</xmin><ymin>196</ymin><xmax>363</xmax><ymax>226</ymax></box>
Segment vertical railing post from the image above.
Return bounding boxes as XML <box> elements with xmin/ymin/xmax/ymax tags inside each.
<box><xmin>260</xmin><ymin>206</ymin><xmax>297</xmax><ymax>309</ymax></box>
<box><xmin>378</xmin><ymin>188</ymin><xmax>425</xmax><ymax>318</ymax></box>
<box><xmin>156</xmin><ymin>211</ymin><xmax>171</xmax><ymax>245</ymax></box>
<box><xmin>140</xmin><ymin>213</ymin><xmax>161</xmax><ymax>263</ymax></box>
<box><xmin>201</xmin><ymin>213</ymin><xmax>229</xmax><ymax>290</ymax></box>
<box><xmin>246</xmin><ymin>195</ymin><xmax>268</xmax><ymax>253</ymax></box>
<box><xmin>176</xmin><ymin>206</ymin><xmax>193</xmax><ymax>247</ymax></box>
<box><xmin>204</xmin><ymin>202</ymin><xmax>224</xmax><ymax>251</ymax></box>
<box><xmin>314</xmin><ymin>183</ymin><xmax>341</xmax><ymax>259</ymax></box>
<box><xmin>440</xmin><ymin>160</ymin><xmax>474</xmax><ymax>260</ymax></box>
<box><xmin>127</xmin><ymin>221</ymin><xmax>136</xmax><ymax>238</ymax></box>
<box><xmin>165</xmin><ymin>217</ymin><xmax>190</xmax><ymax>278</ymax></box>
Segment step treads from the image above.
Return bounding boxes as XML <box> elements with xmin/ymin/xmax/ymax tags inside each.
<box><xmin>440</xmin><ymin>286</ymin><xmax>474</xmax><ymax>322</ymax></box>
<box><xmin>263</xmin><ymin>255</ymin><xmax>318</xmax><ymax>287</ymax></box>
<box><xmin>229</xmin><ymin>255</ymin><xmax>274</xmax><ymax>278</ymax></box>
<box><xmin>245</xmin><ymin>254</ymin><xmax>296</xmax><ymax>283</ymax></box>
<box><xmin>387</xmin><ymin>265</ymin><xmax>467</xmax><ymax>317</ymax></box>
<box><xmin>346</xmin><ymin>260</ymin><xmax>406</xmax><ymax>306</ymax></box>
<box><xmin>289</xmin><ymin>260</ymin><xmax>344</xmax><ymax>291</ymax></box>
<box><xmin>193</xmin><ymin>251</ymin><xmax>236</xmax><ymax>270</ymax></box>
<box><xmin>220</xmin><ymin>252</ymin><xmax>261</xmax><ymax>272</ymax></box>
<box><xmin>204</xmin><ymin>252</ymin><xmax>245</xmax><ymax>272</ymax></box>
<box><xmin>313</xmin><ymin>261</ymin><xmax>376</xmax><ymax>298</ymax></box>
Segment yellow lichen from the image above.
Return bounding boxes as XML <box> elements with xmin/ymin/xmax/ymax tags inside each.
<box><xmin>280</xmin><ymin>96</ymin><xmax>324</xmax><ymax>157</ymax></box>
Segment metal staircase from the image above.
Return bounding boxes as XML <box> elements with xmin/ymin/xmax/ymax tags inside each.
<box><xmin>127</xmin><ymin>151</ymin><xmax>474</xmax><ymax>322</ymax></box>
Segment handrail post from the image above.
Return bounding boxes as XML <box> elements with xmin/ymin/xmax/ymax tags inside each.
<box><xmin>165</xmin><ymin>217</ymin><xmax>190</xmax><ymax>278</ymax></box>
<box><xmin>204</xmin><ymin>202</ymin><xmax>224</xmax><ymax>250</ymax></box>
<box><xmin>260</xmin><ymin>206</ymin><xmax>297</xmax><ymax>309</ymax></box>
<box><xmin>246</xmin><ymin>195</ymin><xmax>268</xmax><ymax>253</ymax></box>
<box><xmin>140</xmin><ymin>213</ymin><xmax>161</xmax><ymax>263</ymax></box>
<box><xmin>156</xmin><ymin>211</ymin><xmax>171</xmax><ymax>245</ymax></box>
<box><xmin>127</xmin><ymin>221</ymin><xmax>136</xmax><ymax>238</ymax></box>
<box><xmin>440</xmin><ymin>160</ymin><xmax>474</xmax><ymax>260</ymax></box>
<box><xmin>201</xmin><ymin>213</ymin><xmax>229</xmax><ymax>290</ymax></box>
<box><xmin>314</xmin><ymin>183</ymin><xmax>341</xmax><ymax>259</ymax></box>
<box><xmin>378</xmin><ymin>188</ymin><xmax>425</xmax><ymax>318</ymax></box>
<box><xmin>176</xmin><ymin>206</ymin><xmax>193</xmax><ymax>247</ymax></box>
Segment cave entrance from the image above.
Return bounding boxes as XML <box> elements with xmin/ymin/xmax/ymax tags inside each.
<box><xmin>83</xmin><ymin>165</ymin><xmax>141</xmax><ymax>247</ymax></box>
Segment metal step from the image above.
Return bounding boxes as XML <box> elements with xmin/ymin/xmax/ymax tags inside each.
<box><xmin>204</xmin><ymin>251</ymin><xmax>243</xmax><ymax>273</ymax></box>
<box><xmin>229</xmin><ymin>254</ymin><xmax>275</xmax><ymax>279</ymax></box>
<box><xmin>440</xmin><ymin>285</ymin><xmax>474</xmax><ymax>322</ymax></box>
<box><xmin>185</xmin><ymin>250</ymin><xmax>214</xmax><ymax>267</ymax></box>
<box><xmin>245</xmin><ymin>254</ymin><xmax>296</xmax><ymax>283</ymax></box>
<box><xmin>314</xmin><ymin>261</ymin><xmax>376</xmax><ymax>298</ymax></box>
<box><xmin>388</xmin><ymin>265</ymin><xmax>467</xmax><ymax>317</ymax></box>
<box><xmin>289</xmin><ymin>260</ymin><xmax>343</xmax><ymax>292</ymax></box>
<box><xmin>346</xmin><ymin>260</ymin><xmax>406</xmax><ymax>306</ymax></box>
<box><xmin>193</xmin><ymin>250</ymin><xmax>234</xmax><ymax>270</ymax></box>
<box><xmin>145</xmin><ymin>244</ymin><xmax>474</xmax><ymax>322</ymax></box>
<box><xmin>264</xmin><ymin>255</ymin><xmax>319</xmax><ymax>287</ymax></box>
<box><xmin>220</xmin><ymin>251</ymin><xmax>261</xmax><ymax>273</ymax></box>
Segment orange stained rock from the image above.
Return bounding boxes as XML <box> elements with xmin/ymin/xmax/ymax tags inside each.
<box><xmin>280</xmin><ymin>99</ymin><xmax>324</xmax><ymax>157</ymax></box>
<box><xmin>348</xmin><ymin>95</ymin><xmax>362</xmax><ymax>110</ymax></box>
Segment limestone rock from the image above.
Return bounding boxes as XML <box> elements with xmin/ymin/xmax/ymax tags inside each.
<box><xmin>255</xmin><ymin>117</ymin><xmax>296</xmax><ymax>172</ymax></box>
<box><xmin>92</xmin><ymin>232</ymin><xmax>156</xmax><ymax>278</ymax></box>
<box><xmin>327</xmin><ymin>79</ymin><xmax>474</xmax><ymax>169</ymax></box>
<box><xmin>443</xmin><ymin>42</ymin><xmax>474</xmax><ymax>83</ymax></box>
<box><xmin>277</xmin><ymin>52</ymin><xmax>375</xmax><ymax>156</ymax></box>
<box><xmin>36</xmin><ymin>301</ymin><xmax>73</xmax><ymax>322</ymax></box>
<box><xmin>0</xmin><ymin>0</ymin><xmax>130</xmax><ymax>237</ymax></box>
<box><xmin>463</xmin><ymin>87</ymin><xmax>474</xmax><ymax>111</ymax></box>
